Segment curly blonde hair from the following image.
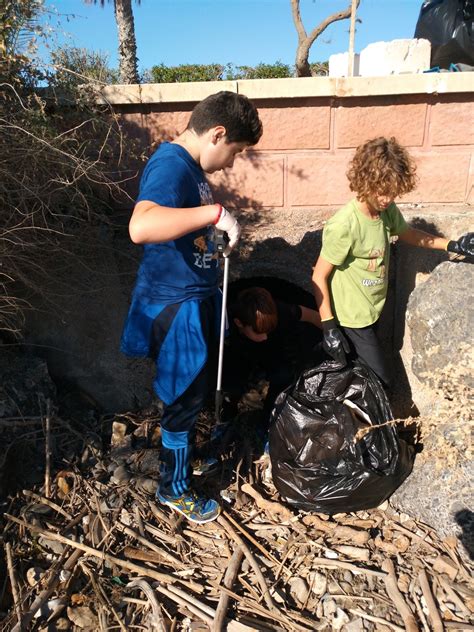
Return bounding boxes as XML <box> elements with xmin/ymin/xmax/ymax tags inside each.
<box><xmin>347</xmin><ymin>137</ymin><xmax>417</xmax><ymax>202</ymax></box>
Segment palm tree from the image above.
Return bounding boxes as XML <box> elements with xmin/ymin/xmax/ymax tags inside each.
<box><xmin>291</xmin><ymin>0</ymin><xmax>361</xmax><ymax>77</ymax></box>
<box><xmin>84</xmin><ymin>0</ymin><xmax>140</xmax><ymax>84</ymax></box>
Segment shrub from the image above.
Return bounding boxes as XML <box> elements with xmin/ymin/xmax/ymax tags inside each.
<box><xmin>151</xmin><ymin>63</ymin><xmax>225</xmax><ymax>83</ymax></box>
<box><xmin>230</xmin><ymin>61</ymin><xmax>292</xmax><ymax>80</ymax></box>
<box><xmin>50</xmin><ymin>47</ymin><xmax>120</xmax><ymax>95</ymax></box>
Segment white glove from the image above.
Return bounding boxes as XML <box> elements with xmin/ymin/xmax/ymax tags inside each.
<box><xmin>215</xmin><ymin>205</ymin><xmax>241</xmax><ymax>256</ymax></box>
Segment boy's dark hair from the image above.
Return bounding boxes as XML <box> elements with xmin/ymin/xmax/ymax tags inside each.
<box><xmin>188</xmin><ymin>91</ymin><xmax>263</xmax><ymax>145</ymax></box>
<box><xmin>233</xmin><ymin>287</ymin><xmax>278</xmax><ymax>334</ymax></box>
<box><xmin>347</xmin><ymin>136</ymin><xmax>417</xmax><ymax>201</ymax></box>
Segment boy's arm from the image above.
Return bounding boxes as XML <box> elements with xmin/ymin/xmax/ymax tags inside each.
<box><xmin>311</xmin><ymin>256</ymin><xmax>335</xmax><ymax>321</ymax></box>
<box><xmin>398</xmin><ymin>227</ymin><xmax>474</xmax><ymax>258</ymax></box>
<box><xmin>397</xmin><ymin>227</ymin><xmax>448</xmax><ymax>251</ymax></box>
<box><xmin>312</xmin><ymin>256</ymin><xmax>350</xmax><ymax>363</ymax></box>
<box><xmin>129</xmin><ymin>201</ymin><xmax>240</xmax><ymax>254</ymax></box>
<box><xmin>129</xmin><ymin>200</ymin><xmax>220</xmax><ymax>244</ymax></box>
<box><xmin>299</xmin><ymin>305</ymin><xmax>322</xmax><ymax>329</ymax></box>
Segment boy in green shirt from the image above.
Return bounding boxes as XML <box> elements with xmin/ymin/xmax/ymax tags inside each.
<box><xmin>312</xmin><ymin>136</ymin><xmax>473</xmax><ymax>387</ymax></box>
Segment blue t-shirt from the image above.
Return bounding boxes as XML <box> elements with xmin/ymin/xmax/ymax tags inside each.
<box><xmin>132</xmin><ymin>142</ymin><xmax>219</xmax><ymax>304</ymax></box>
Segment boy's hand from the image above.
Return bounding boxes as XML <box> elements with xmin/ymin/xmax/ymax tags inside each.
<box><xmin>447</xmin><ymin>232</ymin><xmax>474</xmax><ymax>258</ymax></box>
<box><xmin>215</xmin><ymin>205</ymin><xmax>241</xmax><ymax>256</ymax></box>
<box><xmin>322</xmin><ymin>319</ymin><xmax>350</xmax><ymax>364</ymax></box>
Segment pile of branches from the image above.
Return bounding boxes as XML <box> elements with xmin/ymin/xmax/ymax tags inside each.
<box><xmin>0</xmin><ymin>0</ymin><xmax>139</xmax><ymax>336</ymax></box>
<box><xmin>0</xmin><ymin>82</ymin><xmax>135</xmax><ymax>336</ymax></box>
<box><xmin>0</xmin><ymin>405</ymin><xmax>473</xmax><ymax>631</ymax></box>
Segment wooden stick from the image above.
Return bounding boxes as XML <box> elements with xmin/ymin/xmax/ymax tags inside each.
<box><xmin>154</xmin><ymin>584</ymin><xmax>214</xmax><ymax>628</ymax></box>
<box><xmin>144</xmin><ymin>521</ymin><xmax>185</xmax><ymax>546</ymax></box>
<box><xmin>5</xmin><ymin>542</ymin><xmax>22</xmax><ymax>627</ymax></box>
<box><xmin>127</xmin><ymin>580</ymin><xmax>167</xmax><ymax>632</ymax></box>
<box><xmin>217</xmin><ymin>514</ymin><xmax>278</xmax><ymax>614</ymax></box>
<box><xmin>133</xmin><ymin>505</ymin><xmax>145</xmax><ymax>538</ymax></box>
<box><xmin>118</xmin><ymin>522</ymin><xmax>185</xmax><ymax>568</ymax></box>
<box><xmin>221</xmin><ymin>510</ymin><xmax>284</xmax><ymax>571</ymax></box>
<box><xmin>212</xmin><ymin>545</ymin><xmax>244</xmax><ymax>632</ymax></box>
<box><xmin>80</xmin><ymin>560</ymin><xmax>127</xmax><ymax>632</ymax></box>
<box><xmin>382</xmin><ymin>558</ymin><xmax>418</xmax><ymax>632</ymax></box>
<box><xmin>12</xmin><ymin>548</ymin><xmax>82</xmax><ymax>632</ymax></box>
<box><xmin>418</xmin><ymin>569</ymin><xmax>444</xmax><ymax>632</ymax></box>
<box><xmin>348</xmin><ymin>608</ymin><xmax>405</xmax><ymax>632</ymax></box>
<box><xmin>44</xmin><ymin>400</ymin><xmax>52</xmax><ymax>498</ymax></box>
<box><xmin>22</xmin><ymin>489</ymin><xmax>73</xmax><ymax>520</ymax></box>
<box><xmin>240</xmin><ymin>483</ymin><xmax>293</xmax><ymax>521</ymax></box>
<box><xmin>437</xmin><ymin>576</ymin><xmax>472</xmax><ymax>617</ymax></box>
<box><xmin>302</xmin><ymin>515</ymin><xmax>370</xmax><ymax>545</ymax></box>
<box><xmin>312</xmin><ymin>557</ymin><xmax>385</xmax><ymax>578</ymax></box>
<box><xmin>5</xmin><ymin>514</ymin><xmax>203</xmax><ymax>593</ymax></box>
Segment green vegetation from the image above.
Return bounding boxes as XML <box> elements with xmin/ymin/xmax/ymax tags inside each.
<box><xmin>150</xmin><ymin>60</ymin><xmax>329</xmax><ymax>83</ymax></box>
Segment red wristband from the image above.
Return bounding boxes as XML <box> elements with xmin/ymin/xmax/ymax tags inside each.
<box><xmin>213</xmin><ymin>203</ymin><xmax>223</xmax><ymax>225</ymax></box>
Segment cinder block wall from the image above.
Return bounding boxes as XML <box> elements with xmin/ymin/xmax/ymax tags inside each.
<box><xmin>101</xmin><ymin>74</ymin><xmax>474</xmax><ymax>208</ymax></box>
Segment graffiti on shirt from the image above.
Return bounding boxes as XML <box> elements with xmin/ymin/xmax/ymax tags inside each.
<box><xmin>194</xmin><ymin>179</ymin><xmax>215</xmax><ymax>270</ymax></box>
<box><xmin>366</xmin><ymin>247</ymin><xmax>386</xmax><ymax>277</ymax></box>
<box><xmin>193</xmin><ymin>228</ymin><xmax>215</xmax><ymax>269</ymax></box>
<box><xmin>361</xmin><ymin>247</ymin><xmax>386</xmax><ymax>287</ymax></box>
<box><xmin>362</xmin><ymin>278</ymin><xmax>385</xmax><ymax>287</ymax></box>
<box><xmin>198</xmin><ymin>182</ymin><xmax>214</xmax><ymax>206</ymax></box>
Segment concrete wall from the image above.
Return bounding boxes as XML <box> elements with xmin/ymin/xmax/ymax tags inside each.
<box><xmin>100</xmin><ymin>74</ymin><xmax>474</xmax><ymax>208</ymax></box>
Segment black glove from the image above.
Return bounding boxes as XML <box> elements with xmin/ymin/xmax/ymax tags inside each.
<box><xmin>322</xmin><ymin>318</ymin><xmax>350</xmax><ymax>364</ymax></box>
<box><xmin>447</xmin><ymin>232</ymin><xmax>474</xmax><ymax>258</ymax></box>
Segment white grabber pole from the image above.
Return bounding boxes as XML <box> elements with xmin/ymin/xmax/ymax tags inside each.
<box><xmin>215</xmin><ymin>248</ymin><xmax>229</xmax><ymax>424</ymax></box>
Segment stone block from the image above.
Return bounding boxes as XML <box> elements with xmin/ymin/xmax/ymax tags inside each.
<box><xmin>430</xmin><ymin>99</ymin><xmax>474</xmax><ymax>146</ymax></box>
<box><xmin>391</xmin><ymin>261</ymin><xmax>473</xmax><ymax>545</ymax></box>
<box><xmin>287</xmin><ymin>154</ymin><xmax>352</xmax><ymax>206</ymax></box>
<box><xmin>406</xmin><ymin>261</ymin><xmax>473</xmax><ymax>384</ymax></box>
<box><xmin>329</xmin><ymin>52</ymin><xmax>360</xmax><ymax>77</ymax></box>
<box><xmin>359</xmin><ymin>39</ymin><xmax>431</xmax><ymax>76</ymax></box>
<box><xmin>209</xmin><ymin>154</ymin><xmax>284</xmax><ymax>208</ymax></box>
<box><xmin>336</xmin><ymin>100</ymin><xmax>427</xmax><ymax>147</ymax></box>
<box><xmin>257</xmin><ymin>103</ymin><xmax>331</xmax><ymax>150</ymax></box>
<box><xmin>402</xmin><ymin>152</ymin><xmax>472</xmax><ymax>203</ymax></box>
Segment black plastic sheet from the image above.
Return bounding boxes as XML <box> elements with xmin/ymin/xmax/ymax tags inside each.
<box><xmin>269</xmin><ymin>361</ymin><xmax>415</xmax><ymax>514</ymax></box>
<box><xmin>414</xmin><ymin>0</ymin><xmax>474</xmax><ymax>68</ymax></box>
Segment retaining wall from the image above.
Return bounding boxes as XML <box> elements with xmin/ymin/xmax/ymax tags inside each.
<box><xmin>100</xmin><ymin>74</ymin><xmax>474</xmax><ymax>208</ymax></box>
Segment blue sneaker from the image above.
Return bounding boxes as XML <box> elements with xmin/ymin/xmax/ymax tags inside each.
<box><xmin>156</xmin><ymin>489</ymin><xmax>221</xmax><ymax>524</ymax></box>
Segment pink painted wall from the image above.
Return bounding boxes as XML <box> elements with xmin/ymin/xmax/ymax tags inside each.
<box><xmin>117</xmin><ymin>92</ymin><xmax>474</xmax><ymax>209</ymax></box>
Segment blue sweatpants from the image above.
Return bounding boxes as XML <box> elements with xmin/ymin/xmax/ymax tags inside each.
<box><xmin>156</xmin><ymin>296</ymin><xmax>218</xmax><ymax>497</ymax></box>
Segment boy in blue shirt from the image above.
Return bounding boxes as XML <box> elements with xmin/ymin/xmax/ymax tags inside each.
<box><xmin>121</xmin><ymin>91</ymin><xmax>262</xmax><ymax>523</ymax></box>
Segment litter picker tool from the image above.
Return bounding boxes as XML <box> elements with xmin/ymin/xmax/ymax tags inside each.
<box><xmin>215</xmin><ymin>230</ymin><xmax>229</xmax><ymax>424</ymax></box>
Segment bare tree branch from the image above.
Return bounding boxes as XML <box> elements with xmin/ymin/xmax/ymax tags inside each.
<box><xmin>291</xmin><ymin>0</ymin><xmax>362</xmax><ymax>77</ymax></box>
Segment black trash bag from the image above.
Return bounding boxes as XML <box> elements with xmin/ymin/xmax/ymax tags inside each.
<box><xmin>414</xmin><ymin>0</ymin><xmax>474</xmax><ymax>68</ymax></box>
<box><xmin>269</xmin><ymin>360</ymin><xmax>415</xmax><ymax>514</ymax></box>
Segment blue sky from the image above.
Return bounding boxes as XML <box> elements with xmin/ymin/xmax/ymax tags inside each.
<box><xmin>42</xmin><ymin>0</ymin><xmax>423</xmax><ymax>72</ymax></box>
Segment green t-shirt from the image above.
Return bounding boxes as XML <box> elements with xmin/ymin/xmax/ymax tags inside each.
<box><xmin>320</xmin><ymin>199</ymin><xmax>408</xmax><ymax>328</ymax></box>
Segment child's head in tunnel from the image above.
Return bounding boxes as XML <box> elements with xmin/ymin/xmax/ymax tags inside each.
<box><xmin>232</xmin><ymin>287</ymin><xmax>278</xmax><ymax>342</ymax></box>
